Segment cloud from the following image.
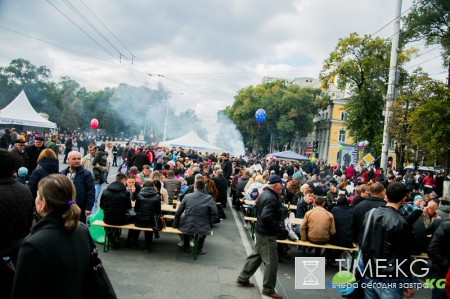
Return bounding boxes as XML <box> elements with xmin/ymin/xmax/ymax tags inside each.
<box><xmin>0</xmin><ymin>0</ymin><xmax>446</xmax><ymax>143</ymax></box>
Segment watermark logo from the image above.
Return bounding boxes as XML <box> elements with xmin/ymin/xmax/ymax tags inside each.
<box><xmin>295</xmin><ymin>257</ymin><xmax>325</xmax><ymax>289</ymax></box>
<box><xmin>327</xmin><ymin>271</ymin><xmax>357</xmax><ymax>296</ymax></box>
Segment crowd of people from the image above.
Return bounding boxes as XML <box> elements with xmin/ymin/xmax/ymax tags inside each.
<box><xmin>2</xmin><ymin>125</ymin><xmax>450</xmax><ymax>299</ymax></box>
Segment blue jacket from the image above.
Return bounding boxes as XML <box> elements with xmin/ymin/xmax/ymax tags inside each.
<box><xmin>60</xmin><ymin>166</ymin><xmax>95</xmax><ymax>213</ymax></box>
<box><xmin>27</xmin><ymin>158</ymin><xmax>59</xmax><ymax>198</ymax></box>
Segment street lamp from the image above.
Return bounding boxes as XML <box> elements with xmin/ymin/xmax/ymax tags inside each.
<box><xmin>163</xmin><ymin>93</ymin><xmax>183</xmax><ymax>141</ymax></box>
<box><xmin>143</xmin><ymin>104</ymin><xmax>152</xmax><ymax>140</ymax></box>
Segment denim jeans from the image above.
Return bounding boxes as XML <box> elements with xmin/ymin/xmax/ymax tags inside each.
<box><xmin>363</xmin><ymin>278</ymin><xmax>404</xmax><ymax>299</ymax></box>
<box><xmin>104</xmin><ymin>163</ymin><xmax>110</xmax><ymax>182</ymax></box>
<box><xmin>92</xmin><ymin>183</ymin><xmax>102</xmax><ymax>215</ymax></box>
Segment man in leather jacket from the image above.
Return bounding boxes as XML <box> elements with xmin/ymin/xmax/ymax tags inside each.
<box><xmin>428</xmin><ymin>221</ymin><xmax>450</xmax><ymax>299</ymax></box>
<box><xmin>351</xmin><ymin>182</ymin><xmax>386</xmax><ymax>245</ymax></box>
<box><xmin>236</xmin><ymin>175</ymin><xmax>284</xmax><ymax>299</ymax></box>
<box><xmin>360</xmin><ymin>182</ymin><xmax>416</xmax><ymax>299</ymax></box>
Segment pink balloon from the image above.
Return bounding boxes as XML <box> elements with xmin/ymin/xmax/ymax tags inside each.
<box><xmin>150</xmin><ymin>134</ymin><xmax>154</xmax><ymax>139</ymax></box>
<box><xmin>90</xmin><ymin>119</ymin><xmax>99</xmax><ymax>130</ymax></box>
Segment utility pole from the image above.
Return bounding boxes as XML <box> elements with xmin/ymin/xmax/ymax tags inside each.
<box><xmin>162</xmin><ymin>98</ymin><xmax>169</xmax><ymax>141</ymax></box>
<box><xmin>380</xmin><ymin>0</ymin><xmax>402</xmax><ymax>172</ymax></box>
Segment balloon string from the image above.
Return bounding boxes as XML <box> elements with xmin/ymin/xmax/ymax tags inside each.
<box><xmin>258</xmin><ymin>122</ymin><xmax>260</xmax><ymax>132</ymax></box>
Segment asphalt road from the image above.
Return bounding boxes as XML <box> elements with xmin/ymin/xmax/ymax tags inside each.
<box><xmin>58</xmin><ymin>156</ymin><xmax>433</xmax><ymax>299</ymax></box>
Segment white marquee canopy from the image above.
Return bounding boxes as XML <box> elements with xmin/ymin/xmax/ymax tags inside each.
<box><xmin>0</xmin><ymin>90</ymin><xmax>57</xmax><ymax>131</ymax></box>
<box><xmin>158</xmin><ymin>130</ymin><xmax>222</xmax><ymax>153</ymax></box>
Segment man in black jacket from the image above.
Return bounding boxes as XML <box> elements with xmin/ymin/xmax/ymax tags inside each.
<box><xmin>60</xmin><ymin>151</ymin><xmax>95</xmax><ymax>223</ymax></box>
<box><xmin>25</xmin><ymin>136</ymin><xmax>46</xmax><ymax>171</ymax></box>
<box><xmin>0</xmin><ymin>149</ymin><xmax>34</xmax><ymax>298</ymax></box>
<box><xmin>361</xmin><ymin>182</ymin><xmax>416</xmax><ymax>298</ymax></box>
<box><xmin>62</xmin><ymin>136</ymin><xmax>72</xmax><ymax>164</ymax></box>
<box><xmin>351</xmin><ymin>182</ymin><xmax>386</xmax><ymax>245</ymax></box>
<box><xmin>212</xmin><ymin>169</ymin><xmax>228</xmax><ymax>209</ymax></box>
<box><xmin>100</xmin><ymin>173</ymin><xmax>134</xmax><ymax>248</ymax></box>
<box><xmin>428</xmin><ymin>220</ymin><xmax>450</xmax><ymax>299</ymax></box>
<box><xmin>236</xmin><ymin>175</ymin><xmax>283</xmax><ymax>299</ymax></box>
<box><xmin>220</xmin><ymin>152</ymin><xmax>232</xmax><ymax>182</ymax></box>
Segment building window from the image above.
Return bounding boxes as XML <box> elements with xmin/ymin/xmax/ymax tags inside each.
<box><xmin>340</xmin><ymin>112</ymin><xmax>348</xmax><ymax>121</ymax></box>
<box><xmin>338</xmin><ymin>130</ymin><xmax>346</xmax><ymax>143</ymax></box>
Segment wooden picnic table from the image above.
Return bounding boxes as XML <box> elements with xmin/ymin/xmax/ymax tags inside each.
<box><xmin>244</xmin><ymin>200</ymin><xmax>296</xmax><ymax>211</ymax></box>
<box><xmin>161</xmin><ymin>204</ymin><xmax>177</xmax><ymax>213</ymax></box>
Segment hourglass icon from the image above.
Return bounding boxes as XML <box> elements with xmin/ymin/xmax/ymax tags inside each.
<box><xmin>302</xmin><ymin>260</ymin><xmax>319</xmax><ymax>285</ymax></box>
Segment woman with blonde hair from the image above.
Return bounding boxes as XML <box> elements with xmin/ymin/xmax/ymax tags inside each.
<box><xmin>149</xmin><ymin>170</ymin><xmax>169</xmax><ymax>204</ymax></box>
<box><xmin>27</xmin><ymin>148</ymin><xmax>59</xmax><ymax>198</ymax></box>
<box><xmin>104</xmin><ymin>141</ymin><xmax>113</xmax><ymax>183</ymax></box>
<box><xmin>11</xmin><ymin>174</ymin><xmax>91</xmax><ymax>298</ymax></box>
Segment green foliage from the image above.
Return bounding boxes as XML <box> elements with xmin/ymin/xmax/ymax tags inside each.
<box><xmin>320</xmin><ymin>33</ymin><xmax>415</xmax><ymax>157</ymax></box>
<box><xmin>224</xmin><ymin>80</ymin><xmax>322</xmax><ymax>154</ymax></box>
<box><xmin>402</xmin><ymin>0</ymin><xmax>450</xmax><ymax>67</ymax></box>
<box><xmin>0</xmin><ymin>59</ymin><xmax>206</xmax><ymax>141</ymax></box>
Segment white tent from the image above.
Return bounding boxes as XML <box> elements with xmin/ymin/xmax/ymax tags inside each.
<box><xmin>158</xmin><ymin>130</ymin><xmax>223</xmax><ymax>153</ymax></box>
<box><xmin>0</xmin><ymin>90</ymin><xmax>57</xmax><ymax>132</ymax></box>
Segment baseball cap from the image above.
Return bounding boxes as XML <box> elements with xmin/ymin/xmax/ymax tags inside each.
<box><xmin>268</xmin><ymin>175</ymin><xmax>282</xmax><ymax>184</ymax></box>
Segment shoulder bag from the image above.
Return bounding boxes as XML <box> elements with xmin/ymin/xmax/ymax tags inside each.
<box><xmin>153</xmin><ymin>214</ymin><xmax>166</xmax><ymax>231</ymax></box>
<box><xmin>85</xmin><ymin>230</ymin><xmax>117</xmax><ymax>299</ymax></box>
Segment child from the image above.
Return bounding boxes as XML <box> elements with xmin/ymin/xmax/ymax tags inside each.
<box><xmin>15</xmin><ymin>167</ymin><xmax>28</xmax><ymax>184</ymax></box>
<box><xmin>244</xmin><ymin>188</ymin><xmax>259</xmax><ymax>228</ymax></box>
<box><xmin>92</xmin><ymin>144</ymin><xmax>108</xmax><ymax>183</ymax></box>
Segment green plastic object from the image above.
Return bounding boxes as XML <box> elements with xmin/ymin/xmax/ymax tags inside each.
<box><xmin>89</xmin><ymin>208</ymin><xmax>105</xmax><ymax>244</ymax></box>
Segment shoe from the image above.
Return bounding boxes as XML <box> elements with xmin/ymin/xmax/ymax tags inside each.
<box><xmin>236</xmin><ymin>280</ymin><xmax>255</xmax><ymax>287</ymax></box>
<box><xmin>262</xmin><ymin>291</ymin><xmax>283</xmax><ymax>299</ymax></box>
<box><xmin>243</xmin><ymin>224</ymin><xmax>247</xmax><ymax>228</ymax></box>
<box><xmin>183</xmin><ymin>247</ymin><xmax>191</xmax><ymax>253</ymax></box>
<box><xmin>190</xmin><ymin>241</ymin><xmax>194</xmax><ymax>247</ymax></box>
<box><xmin>154</xmin><ymin>233</ymin><xmax>160</xmax><ymax>239</ymax></box>
<box><xmin>144</xmin><ymin>247</ymin><xmax>151</xmax><ymax>252</ymax></box>
<box><xmin>198</xmin><ymin>249</ymin><xmax>206</xmax><ymax>255</ymax></box>
<box><xmin>104</xmin><ymin>182</ymin><xmax>109</xmax><ymax>184</ymax></box>
<box><xmin>220</xmin><ymin>218</ymin><xmax>224</xmax><ymax>221</ymax></box>
<box><xmin>177</xmin><ymin>241</ymin><xmax>184</xmax><ymax>247</ymax></box>
<box><xmin>110</xmin><ymin>242</ymin><xmax>121</xmax><ymax>250</ymax></box>
<box><xmin>281</xmin><ymin>251</ymin><xmax>290</xmax><ymax>260</ymax></box>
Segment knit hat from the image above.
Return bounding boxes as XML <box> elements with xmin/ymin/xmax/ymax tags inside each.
<box><xmin>129</xmin><ymin>166</ymin><xmax>138</xmax><ymax>174</ymax></box>
<box><xmin>18</xmin><ymin>167</ymin><xmax>28</xmax><ymax>177</ymax></box>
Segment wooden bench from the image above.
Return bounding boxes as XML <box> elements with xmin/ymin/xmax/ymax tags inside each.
<box><xmin>411</xmin><ymin>252</ymin><xmax>429</xmax><ymax>259</ymax></box>
<box><xmin>243</xmin><ymin>200</ymin><xmax>297</xmax><ymax>211</ymax></box>
<box><xmin>277</xmin><ymin>239</ymin><xmax>358</xmax><ymax>252</ymax></box>
<box><xmin>243</xmin><ymin>216</ymin><xmax>302</xmax><ymax>226</ymax></box>
<box><xmin>91</xmin><ymin>220</ymin><xmax>212</xmax><ymax>260</ymax></box>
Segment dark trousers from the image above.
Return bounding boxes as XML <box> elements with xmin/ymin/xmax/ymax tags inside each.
<box><xmin>183</xmin><ymin>234</ymin><xmax>206</xmax><ymax>250</ymax></box>
<box><xmin>63</xmin><ymin>150</ymin><xmax>69</xmax><ymax>163</ymax></box>
<box><xmin>128</xmin><ymin>230</ymin><xmax>153</xmax><ymax>248</ymax></box>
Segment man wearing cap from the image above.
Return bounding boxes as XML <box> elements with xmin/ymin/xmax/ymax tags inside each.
<box><xmin>24</xmin><ymin>136</ymin><xmax>46</xmax><ymax>172</ymax></box>
<box><xmin>45</xmin><ymin>134</ymin><xmax>59</xmax><ymax>157</ymax></box>
<box><xmin>236</xmin><ymin>175</ymin><xmax>283</xmax><ymax>299</ymax></box>
<box><xmin>9</xmin><ymin>140</ymin><xmax>29</xmax><ymax>175</ymax></box>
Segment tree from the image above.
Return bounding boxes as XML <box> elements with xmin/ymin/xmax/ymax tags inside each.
<box><xmin>402</xmin><ymin>0</ymin><xmax>450</xmax><ymax>174</ymax></box>
<box><xmin>389</xmin><ymin>68</ymin><xmax>436</xmax><ymax>171</ymax></box>
<box><xmin>225</xmin><ymin>80</ymin><xmax>322</xmax><ymax>156</ymax></box>
<box><xmin>407</xmin><ymin>81</ymin><xmax>450</xmax><ymax>166</ymax></box>
<box><xmin>320</xmin><ymin>33</ymin><xmax>415</xmax><ymax>158</ymax></box>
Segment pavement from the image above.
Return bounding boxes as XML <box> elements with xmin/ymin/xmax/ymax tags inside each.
<box><xmin>58</xmin><ymin>157</ymin><xmax>433</xmax><ymax>299</ymax></box>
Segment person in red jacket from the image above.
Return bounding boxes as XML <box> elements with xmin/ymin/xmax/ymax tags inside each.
<box><xmin>422</xmin><ymin>172</ymin><xmax>435</xmax><ymax>195</ymax></box>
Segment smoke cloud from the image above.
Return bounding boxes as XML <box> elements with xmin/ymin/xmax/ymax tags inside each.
<box><xmin>215</xmin><ymin>113</ymin><xmax>245</xmax><ymax>156</ymax></box>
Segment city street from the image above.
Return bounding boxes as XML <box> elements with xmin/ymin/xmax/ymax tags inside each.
<box><xmin>58</xmin><ymin>158</ymin><xmax>433</xmax><ymax>299</ymax></box>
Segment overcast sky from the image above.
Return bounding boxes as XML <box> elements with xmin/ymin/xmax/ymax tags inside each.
<box><xmin>0</xmin><ymin>0</ymin><xmax>447</xmax><ymax>142</ymax></box>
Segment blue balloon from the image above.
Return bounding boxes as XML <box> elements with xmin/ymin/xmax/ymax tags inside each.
<box><xmin>255</xmin><ymin>109</ymin><xmax>266</xmax><ymax>123</ymax></box>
